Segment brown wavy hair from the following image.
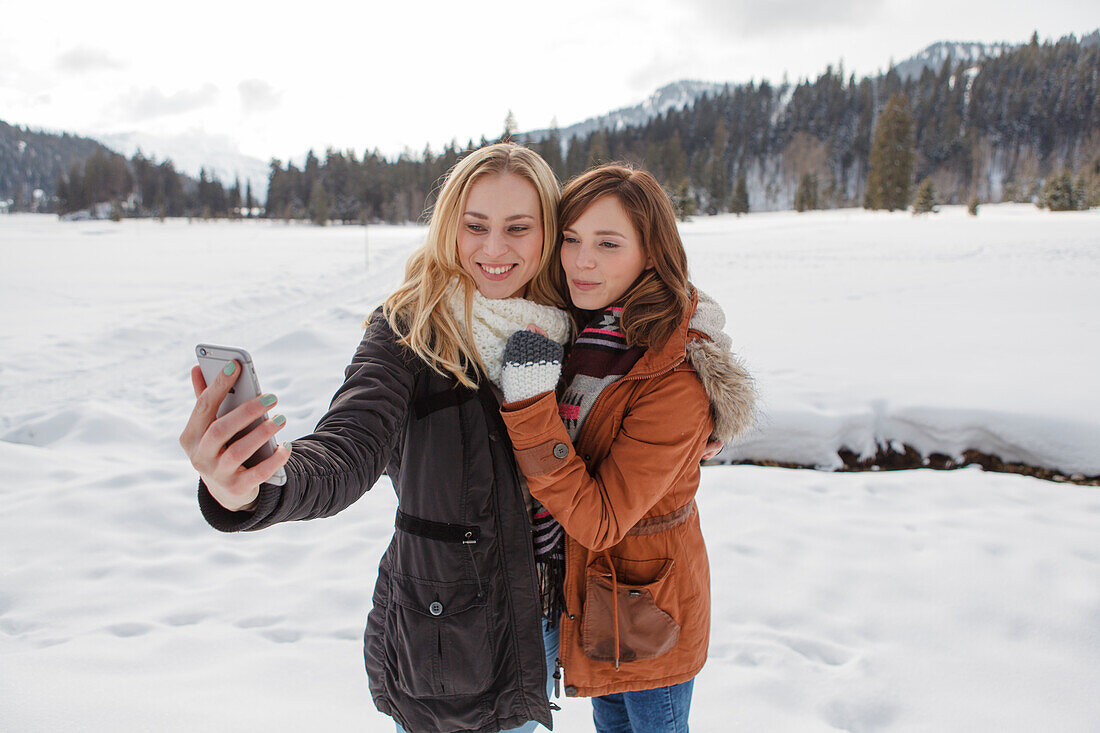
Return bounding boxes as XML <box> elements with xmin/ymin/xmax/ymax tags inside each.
<box><xmin>554</xmin><ymin>164</ymin><xmax>691</xmax><ymax>349</ymax></box>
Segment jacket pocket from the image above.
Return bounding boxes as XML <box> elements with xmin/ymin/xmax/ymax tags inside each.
<box><xmin>387</xmin><ymin>573</ymin><xmax>493</xmax><ymax>698</ymax></box>
<box><xmin>580</xmin><ymin>555</ymin><xmax>681</xmax><ymax>664</ymax></box>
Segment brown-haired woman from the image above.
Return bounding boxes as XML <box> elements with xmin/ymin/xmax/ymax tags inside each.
<box><xmin>497</xmin><ymin>164</ymin><xmax>755</xmax><ymax>732</ymax></box>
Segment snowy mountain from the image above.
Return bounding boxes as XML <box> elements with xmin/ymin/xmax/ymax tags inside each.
<box><xmin>519</xmin><ymin>80</ymin><xmax>726</xmax><ymax>145</ymax></box>
<box><xmin>517</xmin><ymin>40</ymin><xmax>1020</xmax><ymax>145</ymax></box>
<box><xmin>892</xmin><ymin>40</ymin><xmax>1012</xmax><ymax>81</ymax></box>
<box><xmin>96</xmin><ymin>129</ymin><xmax>271</xmax><ymax>198</ymax></box>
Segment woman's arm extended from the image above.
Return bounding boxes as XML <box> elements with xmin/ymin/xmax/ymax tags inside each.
<box><xmin>501</xmin><ymin>371</ymin><xmax>711</xmax><ymax>552</ymax></box>
<box><xmin>195</xmin><ymin>309</ymin><xmax>415</xmax><ymax>532</ymax></box>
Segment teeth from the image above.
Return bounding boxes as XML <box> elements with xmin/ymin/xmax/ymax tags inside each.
<box><xmin>481</xmin><ymin>264</ymin><xmax>515</xmax><ymax>275</ymax></box>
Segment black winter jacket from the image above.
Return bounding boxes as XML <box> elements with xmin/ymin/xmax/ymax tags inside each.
<box><xmin>199</xmin><ymin>309</ymin><xmax>552</xmax><ymax>733</ymax></box>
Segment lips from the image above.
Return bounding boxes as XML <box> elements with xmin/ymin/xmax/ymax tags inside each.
<box><xmin>571</xmin><ymin>279</ymin><xmax>601</xmax><ymax>291</ymax></box>
<box><xmin>478</xmin><ymin>263</ymin><xmax>518</xmax><ymax>280</ymax></box>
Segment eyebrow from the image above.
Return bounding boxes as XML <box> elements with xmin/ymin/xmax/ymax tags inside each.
<box><xmin>564</xmin><ymin>226</ymin><xmax>627</xmax><ymax>238</ymax></box>
<box><xmin>464</xmin><ymin>211</ymin><xmax>537</xmax><ymax>221</ymax></box>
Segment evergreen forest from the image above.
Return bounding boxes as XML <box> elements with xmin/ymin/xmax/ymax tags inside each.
<box><xmin>2</xmin><ymin>31</ymin><xmax>1097</xmax><ymax>220</ymax></box>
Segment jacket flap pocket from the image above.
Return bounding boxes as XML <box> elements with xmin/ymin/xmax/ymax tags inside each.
<box><xmin>588</xmin><ymin>555</ymin><xmax>673</xmax><ymax>589</ymax></box>
<box><xmin>391</xmin><ymin>574</ymin><xmax>486</xmax><ymax>618</ymax></box>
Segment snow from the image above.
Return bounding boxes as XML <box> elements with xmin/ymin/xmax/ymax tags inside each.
<box><xmin>685</xmin><ymin>204</ymin><xmax>1100</xmax><ymax>476</ymax></box>
<box><xmin>2</xmin><ymin>205</ymin><xmax>1099</xmax><ymax>731</ymax></box>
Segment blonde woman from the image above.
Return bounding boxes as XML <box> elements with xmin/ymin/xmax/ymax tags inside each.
<box><xmin>180</xmin><ymin>143</ymin><xmax>572</xmax><ymax>732</ymax></box>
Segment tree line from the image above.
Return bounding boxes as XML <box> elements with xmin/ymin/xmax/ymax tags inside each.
<box><xmin>5</xmin><ymin>30</ymin><xmax>1096</xmax><ymax>220</ymax></box>
<box><xmin>264</xmin><ymin>30</ymin><xmax>1099</xmax><ymax>222</ymax></box>
<box><xmin>53</xmin><ymin>148</ymin><xmax>256</xmax><ymax>219</ymax></box>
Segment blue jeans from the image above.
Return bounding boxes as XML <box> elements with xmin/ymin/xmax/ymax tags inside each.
<box><xmin>591</xmin><ymin>678</ymin><xmax>694</xmax><ymax>733</ymax></box>
<box><xmin>395</xmin><ymin>619</ymin><xmax>559</xmax><ymax>733</ymax></box>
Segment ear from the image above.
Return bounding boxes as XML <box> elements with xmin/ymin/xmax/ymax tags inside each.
<box><xmin>645</xmin><ymin>257</ymin><xmax>655</xmax><ymax>270</ymax></box>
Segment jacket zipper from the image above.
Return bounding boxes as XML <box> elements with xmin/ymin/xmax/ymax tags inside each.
<box><xmin>507</xmin><ymin>434</ymin><xmax>552</xmax><ymax>719</ymax></box>
<box><xmin>479</xmin><ymin>383</ymin><xmax>552</xmax><ymax>724</ymax></box>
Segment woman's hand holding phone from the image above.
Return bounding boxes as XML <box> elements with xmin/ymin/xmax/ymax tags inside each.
<box><xmin>179</xmin><ymin>361</ymin><xmax>291</xmax><ymax>512</ymax></box>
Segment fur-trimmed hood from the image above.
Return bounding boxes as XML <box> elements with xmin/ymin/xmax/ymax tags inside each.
<box><xmin>687</xmin><ymin>288</ymin><xmax>757</xmax><ymax>444</ymax></box>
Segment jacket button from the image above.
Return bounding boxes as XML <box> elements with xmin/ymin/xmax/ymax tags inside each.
<box><xmin>429</xmin><ymin>601</ymin><xmax>443</xmax><ymax>616</ymax></box>
<box><xmin>552</xmin><ymin>443</ymin><xmax>569</xmax><ymax>459</ymax></box>
<box><xmin>565</xmin><ymin>685</ymin><xmax>578</xmax><ymax>696</ymax></box>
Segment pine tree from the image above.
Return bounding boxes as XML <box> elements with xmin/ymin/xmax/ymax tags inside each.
<box><xmin>229</xmin><ymin>177</ymin><xmax>242</xmax><ymax>218</ymax></box>
<box><xmin>912</xmin><ymin>179</ymin><xmax>936</xmax><ymax>214</ymax></box>
<box><xmin>663</xmin><ymin>129</ymin><xmax>686</xmax><ymax>186</ymax></box>
<box><xmin>669</xmin><ymin>179</ymin><xmax>695</xmax><ymax>220</ymax></box>
<box><xmin>310</xmin><ymin>180</ymin><xmax>329</xmax><ymax>225</ymax></box>
<box><xmin>245</xmin><ymin>180</ymin><xmax>255</xmax><ymax>217</ymax></box>
<box><xmin>1039</xmin><ymin>172</ymin><xmax>1076</xmax><ymax>211</ymax></box>
<box><xmin>55</xmin><ymin>171</ymin><xmax>74</xmax><ymax>214</ymax></box>
<box><xmin>705</xmin><ymin>118</ymin><xmax>730</xmax><ymax>212</ymax></box>
<box><xmin>864</xmin><ymin>94</ymin><xmax>915</xmax><ymax>211</ymax></box>
<box><xmin>565</xmin><ymin>138</ymin><xmax>586</xmax><ymax>179</ymax></box>
<box><xmin>1074</xmin><ymin>172</ymin><xmax>1097</xmax><ymax>210</ymax></box>
<box><xmin>587</xmin><ymin>129</ymin><xmax>610</xmax><ymax>168</ymax></box>
<box><xmin>967</xmin><ymin>196</ymin><xmax>980</xmax><ymax>216</ymax></box>
<box><xmin>795</xmin><ymin>173</ymin><xmax>818</xmax><ymax>212</ymax></box>
<box><xmin>540</xmin><ymin>119</ymin><xmax>564</xmax><ymax>180</ymax></box>
<box><xmin>730</xmin><ymin>172</ymin><xmax>749</xmax><ymax>215</ymax></box>
<box><xmin>501</xmin><ymin>110</ymin><xmax>518</xmax><ymax>142</ymax></box>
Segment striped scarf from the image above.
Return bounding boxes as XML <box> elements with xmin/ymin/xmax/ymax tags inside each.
<box><xmin>533</xmin><ymin>306</ymin><xmax>646</xmax><ymax>627</ymax></box>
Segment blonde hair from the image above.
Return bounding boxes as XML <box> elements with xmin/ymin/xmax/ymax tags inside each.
<box><xmin>380</xmin><ymin>142</ymin><xmax>563</xmax><ymax>387</ymax></box>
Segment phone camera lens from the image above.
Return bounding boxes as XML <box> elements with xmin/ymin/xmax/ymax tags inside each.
<box><xmin>199</xmin><ymin>348</ymin><xmax>207</xmax><ymax>356</ymax></box>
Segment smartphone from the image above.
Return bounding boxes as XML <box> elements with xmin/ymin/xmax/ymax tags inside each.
<box><xmin>196</xmin><ymin>344</ymin><xmax>286</xmax><ymax>484</ymax></box>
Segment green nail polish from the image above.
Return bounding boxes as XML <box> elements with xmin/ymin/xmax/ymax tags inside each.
<box><xmin>260</xmin><ymin>393</ymin><xmax>277</xmax><ymax>407</ymax></box>
<box><xmin>273</xmin><ymin>415</ymin><xmax>286</xmax><ymax>426</ymax></box>
<box><xmin>223</xmin><ymin>362</ymin><xmax>236</xmax><ymax>376</ymax></box>
<box><xmin>282</xmin><ymin>441</ymin><xmax>292</xmax><ymax>452</ymax></box>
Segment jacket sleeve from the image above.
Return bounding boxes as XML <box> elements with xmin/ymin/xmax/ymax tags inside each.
<box><xmin>199</xmin><ymin>309</ymin><xmax>415</xmax><ymax>532</ymax></box>
<box><xmin>500</xmin><ymin>370</ymin><xmax>711</xmax><ymax>552</ymax></box>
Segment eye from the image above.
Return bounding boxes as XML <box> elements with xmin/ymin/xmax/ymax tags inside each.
<box><xmin>599</xmin><ymin>240</ymin><xmax>620</xmax><ymax>249</ymax></box>
<box><xmin>508</xmin><ymin>225</ymin><xmax>530</xmax><ymax>233</ymax></box>
<box><xmin>562</xmin><ymin>235</ymin><xmax>578</xmax><ymax>245</ymax></box>
<box><xmin>466</xmin><ymin>223</ymin><xmax>486</xmax><ymax>233</ymax></box>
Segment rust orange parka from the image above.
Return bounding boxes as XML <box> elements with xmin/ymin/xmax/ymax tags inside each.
<box><xmin>501</xmin><ymin>300</ymin><xmax>752</xmax><ymax>698</ymax></box>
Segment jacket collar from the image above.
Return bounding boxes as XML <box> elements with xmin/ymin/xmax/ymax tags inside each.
<box><xmin>622</xmin><ymin>287</ymin><xmax>699</xmax><ymax>380</ymax></box>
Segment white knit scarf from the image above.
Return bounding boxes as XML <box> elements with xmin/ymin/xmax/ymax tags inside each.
<box><xmin>445</xmin><ymin>280</ymin><xmax>571</xmax><ymax>388</ymax></box>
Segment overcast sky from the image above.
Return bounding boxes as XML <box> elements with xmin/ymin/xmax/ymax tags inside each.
<box><xmin>1</xmin><ymin>1</ymin><xmax>1095</xmax><ymax>163</ymax></box>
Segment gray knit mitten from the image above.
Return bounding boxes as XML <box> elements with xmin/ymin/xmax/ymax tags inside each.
<box><xmin>502</xmin><ymin>330</ymin><xmax>564</xmax><ymax>403</ymax></box>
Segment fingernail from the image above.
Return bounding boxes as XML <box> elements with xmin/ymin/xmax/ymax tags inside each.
<box><xmin>223</xmin><ymin>362</ymin><xmax>237</xmax><ymax>376</ymax></box>
<box><xmin>260</xmin><ymin>393</ymin><xmax>277</xmax><ymax>407</ymax></box>
<box><xmin>272</xmin><ymin>414</ymin><xmax>286</xmax><ymax>426</ymax></box>
<box><xmin>282</xmin><ymin>441</ymin><xmax>292</xmax><ymax>452</ymax></box>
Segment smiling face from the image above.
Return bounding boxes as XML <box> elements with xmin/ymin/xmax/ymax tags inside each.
<box><xmin>456</xmin><ymin>172</ymin><xmax>544</xmax><ymax>300</ymax></box>
<box><xmin>560</xmin><ymin>194</ymin><xmax>652</xmax><ymax>310</ymax></box>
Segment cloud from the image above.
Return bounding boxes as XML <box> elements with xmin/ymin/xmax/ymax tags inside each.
<box><xmin>111</xmin><ymin>84</ymin><xmax>220</xmax><ymax>122</ymax></box>
<box><xmin>55</xmin><ymin>46</ymin><xmax>127</xmax><ymax>73</ymax></box>
<box><xmin>626</xmin><ymin>51</ymin><xmax>697</xmax><ymax>95</ymax></box>
<box><xmin>238</xmin><ymin>79</ymin><xmax>281</xmax><ymax>114</ymax></box>
<box><xmin>683</xmin><ymin>0</ymin><xmax>882</xmax><ymax>35</ymax></box>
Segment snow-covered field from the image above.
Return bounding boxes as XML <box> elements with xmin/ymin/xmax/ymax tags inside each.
<box><xmin>2</xmin><ymin>206</ymin><xmax>1098</xmax><ymax>732</ymax></box>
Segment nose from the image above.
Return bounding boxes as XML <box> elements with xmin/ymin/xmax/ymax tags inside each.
<box><xmin>483</xmin><ymin>229</ymin><xmax>508</xmax><ymax>257</ymax></box>
<box><xmin>573</xmin><ymin>243</ymin><xmax>596</xmax><ymax>270</ymax></box>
